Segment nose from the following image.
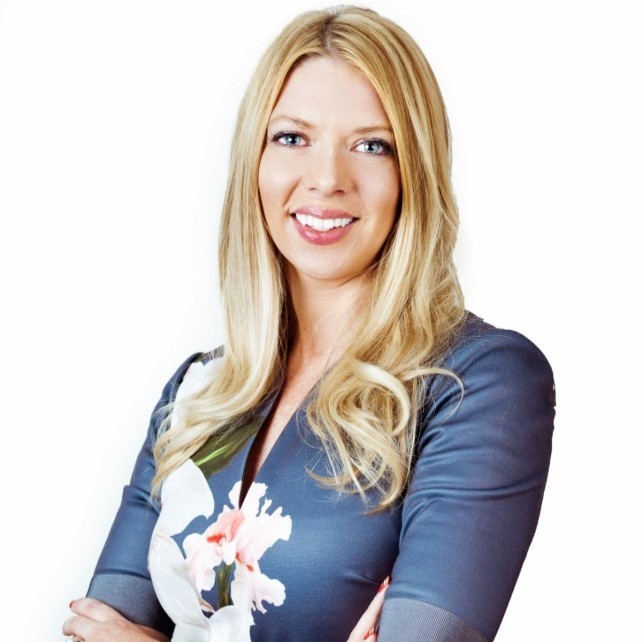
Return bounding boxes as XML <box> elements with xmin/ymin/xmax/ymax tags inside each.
<box><xmin>303</xmin><ymin>144</ymin><xmax>350</xmax><ymax>196</ymax></box>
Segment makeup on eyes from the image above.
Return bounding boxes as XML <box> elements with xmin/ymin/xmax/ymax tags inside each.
<box><xmin>269</xmin><ymin>130</ymin><xmax>394</xmax><ymax>156</ymax></box>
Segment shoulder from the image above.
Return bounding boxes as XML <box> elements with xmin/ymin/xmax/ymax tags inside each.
<box><xmin>429</xmin><ymin>311</ymin><xmax>555</xmax><ymax>412</ymax></box>
<box><xmin>444</xmin><ymin>311</ymin><xmax>553</xmax><ymax>380</ymax></box>
<box><xmin>151</xmin><ymin>347</ymin><xmax>225</xmax><ymax>435</ymax></box>
<box><xmin>164</xmin><ymin>346</ymin><xmax>225</xmax><ymax>396</ymax></box>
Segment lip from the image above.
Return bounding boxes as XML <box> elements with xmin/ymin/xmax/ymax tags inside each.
<box><xmin>291</xmin><ymin>206</ymin><xmax>357</xmax><ymax>220</ymax></box>
<box><xmin>291</xmin><ymin>210</ymin><xmax>356</xmax><ymax>246</ymax></box>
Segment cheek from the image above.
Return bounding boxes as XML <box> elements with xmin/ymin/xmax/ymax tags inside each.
<box><xmin>258</xmin><ymin>151</ymin><xmax>299</xmax><ymax>214</ymax></box>
<box><xmin>366</xmin><ymin>168</ymin><xmax>400</xmax><ymax>225</ymax></box>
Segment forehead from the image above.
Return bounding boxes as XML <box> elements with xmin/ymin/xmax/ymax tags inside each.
<box><xmin>269</xmin><ymin>56</ymin><xmax>391</xmax><ymax>129</ymax></box>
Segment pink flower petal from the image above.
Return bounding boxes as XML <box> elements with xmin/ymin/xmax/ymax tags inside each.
<box><xmin>183</xmin><ymin>532</ymin><xmax>222</xmax><ymax>593</ymax></box>
<box><xmin>230</xmin><ymin>562</ymin><xmax>286</xmax><ymax>614</ymax></box>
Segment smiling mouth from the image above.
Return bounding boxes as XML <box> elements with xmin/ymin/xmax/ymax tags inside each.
<box><xmin>292</xmin><ymin>213</ymin><xmax>355</xmax><ymax>231</ymax></box>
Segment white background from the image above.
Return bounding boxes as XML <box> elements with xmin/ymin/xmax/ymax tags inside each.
<box><xmin>1</xmin><ymin>0</ymin><xmax>639</xmax><ymax>639</ymax></box>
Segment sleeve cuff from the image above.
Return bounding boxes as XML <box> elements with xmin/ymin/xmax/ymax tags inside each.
<box><xmin>87</xmin><ymin>573</ymin><xmax>174</xmax><ymax>637</ymax></box>
<box><xmin>378</xmin><ymin>597</ymin><xmax>489</xmax><ymax>642</ymax></box>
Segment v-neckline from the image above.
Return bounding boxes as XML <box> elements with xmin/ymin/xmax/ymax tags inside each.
<box><xmin>237</xmin><ymin>370</ymin><xmax>322</xmax><ymax>508</ymax></box>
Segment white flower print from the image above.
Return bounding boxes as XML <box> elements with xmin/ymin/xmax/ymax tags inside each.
<box><xmin>148</xmin><ymin>458</ymin><xmax>292</xmax><ymax>642</ymax></box>
<box><xmin>184</xmin><ymin>480</ymin><xmax>292</xmax><ymax>613</ymax></box>
<box><xmin>170</xmin><ymin>357</ymin><xmax>221</xmax><ymax>432</ymax></box>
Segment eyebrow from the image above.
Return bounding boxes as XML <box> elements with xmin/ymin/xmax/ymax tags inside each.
<box><xmin>268</xmin><ymin>114</ymin><xmax>392</xmax><ymax>135</ymax></box>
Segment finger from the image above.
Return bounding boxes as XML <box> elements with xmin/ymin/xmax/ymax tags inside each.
<box><xmin>64</xmin><ymin>612</ymin><xmax>133</xmax><ymax>641</ymax></box>
<box><xmin>364</xmin><ymin>625</ymin><xmax>379</xmax><ymax>641</ymax></box>
<box><xmin>62</xmin><ymin>614</ymin><xmax>78</xmax><ymax>635</ymax></box>
<box><xmin>70</xmin><ymin>597</ymin><xmax>127</xmax><ymax>623</ymax></box>
<box><xmin>62</xmin><ymin>613</ymin><xmax>96</xmax><ymax>639</ymax></box>
<box><xmin>347</xmin><ymin>576</ymin><xmax>390</xmax><ymax>642</ymax></box>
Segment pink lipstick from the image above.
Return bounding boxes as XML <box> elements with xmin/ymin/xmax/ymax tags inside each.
<box><xmin>291</xmin><ymin>207</ymin><xmax>357</xmax><ymax>245</ymax></box>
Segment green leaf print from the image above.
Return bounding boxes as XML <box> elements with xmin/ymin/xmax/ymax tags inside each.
<box><xmin>192</xmin><ymin>416</ymin><xmax>263</xmax><ymax>478</ymax></box>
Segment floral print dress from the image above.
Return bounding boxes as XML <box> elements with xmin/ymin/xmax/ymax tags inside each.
<box><xmin>86</xmin><ymin>313</ymin><xmax>555</xmax><ymax>642</ymax></box>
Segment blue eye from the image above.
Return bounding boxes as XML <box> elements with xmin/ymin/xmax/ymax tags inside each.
<box><xmin>355</xmin><ymin>138</ymin><xmax>393</xmax><ymax>155</ymax></box>
<box><xmin>272</xmin><ymin>131</ymin><xmax>306</xmax><ymax>147</ymax></box>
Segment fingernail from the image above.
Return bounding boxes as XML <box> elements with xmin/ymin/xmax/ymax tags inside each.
<box><xmin>377</xmin><ymin>575</ymin><xmax>390</xmax><ymax>593</ymax></box>
<box><xmin>364</xmin><ymin>626</ymin><xmax>376</xmax><ymax>640</ymax></box>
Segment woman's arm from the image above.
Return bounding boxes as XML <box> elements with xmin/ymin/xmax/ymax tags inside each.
<box><xmin>347</xmin><ymin>577</ymin><xmax>390</xmax><ymax>642</ymax></box>
<box><xmin>378</xmin><ymin>323</ymin><xmax>555</xmax><ymax>642</ymax></box>
<box><xmin>70</xmin><ymin>353</ymin><xmax>205</xmax><ymax>638</ymax></box>
<box><xmin>63</xmin><ymin>581</ymin><xmax>389</xmax><ymax>642</ymax></box>
<box><xmin>63</xmin><ymin>598</ymin><xmax>170</xmax><ymax>641</ymax></box>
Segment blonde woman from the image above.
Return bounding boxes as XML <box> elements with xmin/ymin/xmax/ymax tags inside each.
<box><xmin>64</xmin><ymin>6</ymin><xmax>555</xmax><ymax>642</ymax></box>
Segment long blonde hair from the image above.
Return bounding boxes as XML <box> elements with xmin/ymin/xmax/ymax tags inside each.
<box><xmin>153</xmin><ymin>5</ymin><xmax>465</xmax><ymax>510</ymax></box>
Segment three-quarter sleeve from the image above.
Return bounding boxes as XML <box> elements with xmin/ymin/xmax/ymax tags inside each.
<box><xmin>86</xmin><ymin>352</ymin><xmax>204</xmax><ymax>637</ymax></box>
<box><xmin>378</xmin><ymin>325</ymin><xmax>555</xmax><ymax>642</ymax></box>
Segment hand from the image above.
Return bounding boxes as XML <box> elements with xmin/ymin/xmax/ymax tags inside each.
<box><xmin>63</xmin><ymin>598</ymin><xmax>170</xmax><ymax>642</ymax></box>
<box><xmin>347</xmin><ymin>576</ymin><xmax>390</xmax><ymax>641</ymax></box>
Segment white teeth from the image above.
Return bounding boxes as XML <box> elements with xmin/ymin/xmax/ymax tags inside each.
<box><xmin>294</xmin><ymin>213</ymin><xmax>354</xmax><ymax>231</ymax></box>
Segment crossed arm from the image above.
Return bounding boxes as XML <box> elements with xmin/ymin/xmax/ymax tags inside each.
<box><xmin>66</xmin><ymin>321</ymin><xmax>555</xmax><ymax>641</ymax></box>
<box><xmin>63</xmin><ymin>580</ymin><xmax>389</xmax><ymax>641</ymax></box>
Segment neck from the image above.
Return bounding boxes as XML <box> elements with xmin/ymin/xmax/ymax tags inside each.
<box><xmin>285</xmin><ymin>268</ymin><xmax>370</xmax><ymax>368</ymax></box>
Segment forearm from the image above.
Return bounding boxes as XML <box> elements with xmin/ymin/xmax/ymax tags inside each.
<box><xmin>63</xmin><ymin>598</ymin><xmax>171</xmax><ymax>642</ymax></box>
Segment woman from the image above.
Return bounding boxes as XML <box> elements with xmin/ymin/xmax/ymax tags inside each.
<box><xmin>64</xmin><ymin>6</ymin><xmax>555</xmax><ymax>642</ymax></box>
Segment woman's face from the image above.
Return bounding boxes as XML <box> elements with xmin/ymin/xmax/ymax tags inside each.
<box><xmin>258</xmin><ymin>56</ymin><xmax>400</xmax><ymax>288</ymax></box>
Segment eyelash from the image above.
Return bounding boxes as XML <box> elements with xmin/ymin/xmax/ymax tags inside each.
<box><xmin>271</xmin><ymin>131</ymin><xmax>306</xmax><ymax>147</ymax></box>
<box><xmin>355</xmin><ymin>138</ymin><xmax>393</xmax><ymax>156</ymax></box>
<box><xmin>270</xmin><ymin>131</ymin><xmax>394</xmax><ymax>156</ymax></box>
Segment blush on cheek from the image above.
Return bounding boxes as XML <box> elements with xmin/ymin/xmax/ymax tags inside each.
<box><xmin>259</xmin><ymin>155</ymin><xmax>300</xmax><ymax>218</ymax></box>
